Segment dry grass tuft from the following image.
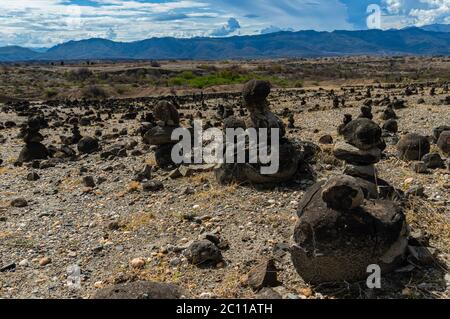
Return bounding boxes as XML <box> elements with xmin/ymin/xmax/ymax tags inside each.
<box><xmin>405</xmin><ymin>197</ymin><xmax>450</xmax><ymax>254</ymax></box>
<box><xmin>122</xmin><ymin>211</ymin><xmax>155</xmax><ymax>231</ymax></box>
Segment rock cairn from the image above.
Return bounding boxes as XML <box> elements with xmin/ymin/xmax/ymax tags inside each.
<box><xmin>332</xmin><ymin>118</ymin><xmax>398</xmax><ymax>198</ymax></box>
<box><xmin>215</xmin><ymin>80</ymin><xmax>303</xmax><ymax>185</ymax></box>
<box><xmin>16</xmin><ymin>116</ymin><xmax>49</xmax><ymax>163</ymax></box>
<box><xmin>143</xmin><ymin>100</ymin><xmax>180</xmax><ymax>168</ymax></box>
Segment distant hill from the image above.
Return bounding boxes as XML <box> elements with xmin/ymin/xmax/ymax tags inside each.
<box><xmin>418</xmin><ymin>24</ymin><xmax>450</xmax><ymax>33</ymax></box>
<box><xmin>0</xmin><ymin>46</ymin><xmax>40</xmax><ymax>62</ymax></box>
<box><xmin>1</xmin><ymin>28</ymin><xmax>449</xmax><ymax>62</ymax></box>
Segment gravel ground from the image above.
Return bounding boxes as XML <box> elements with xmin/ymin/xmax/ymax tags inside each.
<box><xmin>0</xmin><ymin>83</ymin><xmax>449</xmax><ymax>299</ymax></box>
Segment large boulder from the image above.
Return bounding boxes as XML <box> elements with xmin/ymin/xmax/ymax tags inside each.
<box><xmin>291</xmin><ymin>181</ymin><xmax>408</xmax><ymax>284</ymax></box>
<box><xmin>397</xmin><ymin>133</ymin><xmax>430</xmax><ymax>161</ymax></box>
<box><xmin>91</xmin><ymin>281</ymin><xmax>184</xmax><ymax>299</ymax></box>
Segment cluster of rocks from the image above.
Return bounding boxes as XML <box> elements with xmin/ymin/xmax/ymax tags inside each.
<box><xmin>397</xmin><ymin>126</ymin><xmax>449</xmax><ymax>173</ymax></box>
<box><xmin>215</xmin><ymin>80</ymin><xmax>306</xmax><ymax>185</ymax></box>
<box><xmin>291</xmin><ymin>118</ymin><xmax>408</xmax><ymax>283</ymax></box>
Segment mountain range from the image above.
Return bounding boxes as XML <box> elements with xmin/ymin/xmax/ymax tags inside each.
<box><xmin>1</xmin><ymin>25</ymin><xmax>449</xmax><ymax>62</ymax></box>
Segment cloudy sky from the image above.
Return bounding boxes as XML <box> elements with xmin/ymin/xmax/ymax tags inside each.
<box><xmin>0</xmin><ymin>0</ymin><xmax>448</xmax><ymax>47</ymax></box>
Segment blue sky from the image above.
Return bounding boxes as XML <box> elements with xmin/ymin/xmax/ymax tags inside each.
<box><xmin>0</xmin><ymin>0</ymin><xmax>448</xmax><ymax>47</ymax></box>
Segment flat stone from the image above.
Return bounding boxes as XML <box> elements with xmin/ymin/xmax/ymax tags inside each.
<box><xmin>333</xmin><ymin>142</ymin><xmax>381</xmax><ymax>165</ymax></box>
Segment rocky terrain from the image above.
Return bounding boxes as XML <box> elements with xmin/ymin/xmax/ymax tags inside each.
<box><xmin>0</xmin><ymin>59</ymin><xmax>449</xmax><ymax>300</ymax></box>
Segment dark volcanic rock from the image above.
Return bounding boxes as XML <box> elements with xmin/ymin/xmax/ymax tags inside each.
<box><xmin>17</xmin><ymin>142</ymin><xmax>49</xmax><ymax>163</ymax></box>
<box><xmin>321</xmin><ymin>176</ymin><xmax>364</xmax><ymax>210</ymax></box>
<box><xmin>184</xmin><ymin>240</ymin><xmax>222</xmax><ymax>266</ymax></box>
<box><xmin>333</xmin><ymin>142</ymin><xmax>381</xmax><ymax>165</ymax></box>
<box><xmin>77</xmin><ymin>137</ymin><xmax>99</xmax><ymax>154</ymax></box>
<box><xmin>397</xmin><ymin>133</ymin><xmax>430</xmax><ymax>161</ymax></box>
<box><xmin>422</xmin><ymin>153</ymin><xmax>445</xmax><ymax>169</ymax></box>
<box><xmin>342</xmin><ymin>118</ymin><xmax>384</xmax><ymax>151</ymax></box>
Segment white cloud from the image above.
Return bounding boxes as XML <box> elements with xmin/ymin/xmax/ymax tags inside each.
<box><xmin>381</xmin><ymin>0</ymin><xmax>450</xmax><ymax>28</ymax></box>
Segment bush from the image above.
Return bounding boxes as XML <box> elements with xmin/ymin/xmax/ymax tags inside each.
<box><xmin>68</xmin><ymin>68</ymin><xmax>93</xmax><ymax>82</ymax></box>
<box><xmin>44</xmin><ymin>88</ymin><xmax>58</xmax><ymax>99</ymax></box>
<box><xmin>82</xmin><ymin>85</ymin><xmax>108</xmax><ymax>99</ymax></box>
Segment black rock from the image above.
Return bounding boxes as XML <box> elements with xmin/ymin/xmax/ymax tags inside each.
<box><xmin>82</xmin><ymin>176</ymin><xmax>96</xmax><ymax>188</ymax></box>
<box><xmin>26</xmin><ymin>172</ymin><xmax>40</xmax><ymax>181</ymax></box>
<box><xmin>184</xmin><ymin>240</ymin><xmax>222</xmax><ymax>266</ymax></box>
<box><xmin>422</xmin><ymin>153</ymin><xmax>445</xmax><ymax>169</ymax></box>
<box><xmin>17</xmin><ymin>142</ymin><xmax>49</xmax><ymax>163</ymax></box>
<box><xmin>11</xmin><ymin>198</ymin><xmax>28</xmax><ymax>208</ymax></box>
<box><xmin>77</xmin><ymin>137</ymin><xmax>99</xmax><ymax>154</ymax></box>
<box><xmin>321</xmin><ymin>176</ymin><xmax>364</xmax><ymax>210</ymax></box>
<box><xmin>397</xmin><ymin>133</ymin><xmax>430</xmax><ymax>161</ymax></box>
<box><xmin>342</xmin><ymin>118</ymin><xmax>384</xmax><ymax>151</ymax></box>
<box><xmin>142</xmin><ymin>181</ymin><xmax>164</xmax><ymax>192</ymax></box>
<box><xmin>383</xmin><ymin>119</ymin><xmax>398</xmax><ymax>133</ymax></box>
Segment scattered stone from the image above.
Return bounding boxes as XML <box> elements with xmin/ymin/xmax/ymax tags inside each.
<box><xmin>318</xmin><ymin>134</ymin><xmax>333</xmax><ymax>144</ymax></box>
<box><xmin>406</xmin><ymin>185</ymin><xmax>426</xmax><ymax>198</ymax></box>
<box><xmin>39</xmin><ymin>257</ymin><xmax>52</xmax><ymax>267</ymax></box>
<box><xmin>142</xmin><ymin>181</ymin><xmax>164</xmax><ymax>192</ymax></box>
<box><xmin>184</xmin><ymin>240</ymin><xmax>222</xmax><ymax>266</ymax></box>
<box><xmin>26</xmin><ymin>171</ymin><xmax>40</xmax><ymax>181</ymax></box>
<box><xmin>255</xmin><ymin>288</ymin><xmax>283</xmax><ymax>299</ymax></box>
<box><xmin>0</xmin><ymin>263</ymin><xmax>16</xmax><ymax>272</ymax></box>
<box><xmin>11</xmin><ymin>198</ymin><xmax>28</xmax><ymax>208</ymax></box>
<box><xmin>82</xmin><ymin>176</ymin><xmax>96</xmax><ymax>188</ymax></box>
<box><xmin>412</xmin><ymin>162</ymin><xmax>428</xmax><ymax>174</ymax></box>
<box><xmin>130</xmin><ymin>258</ymin><xmax>146</xmax><ymax>269</ymax></box>
<box><xmin>133</xmin><ymin>165</ymin><xmax>152</xmax><ymax>182</ymax></box>
<box><xmin>77</xmin><ymin>136</ymin><xmax>99</xmax><ymax>154</ymax></box>
<box><xmin>432</xmin><ymin>126</ymin><xmax>450</xmax><ymax>143</ymax></box>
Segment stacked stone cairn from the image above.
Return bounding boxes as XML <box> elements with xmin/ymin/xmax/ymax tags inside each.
<box><xmin>143</xmin><ymin>100</ymin><xmax>181</xmax><ymax>168</ymax></box>
<box><xmin>215</xmin><ymin>80</ymin><xmax>303</xmax><ymax>185</ymax></box>
<box><xmin>291</xmin><ymin>118</ymin><xmax>408</xmax><ymax>284</ymax></box>
<box><xmin>16</xmin><ymin>116</ymin><xmax>49</xmax><ymax>163</ymax></box>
